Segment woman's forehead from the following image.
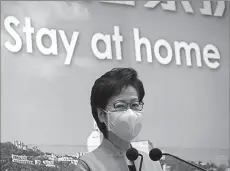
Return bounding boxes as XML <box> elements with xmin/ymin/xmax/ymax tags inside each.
<box><xmin>108</xmin><ymin>86</ymin><xmax>138</xmax><ymax>103</ymax></box>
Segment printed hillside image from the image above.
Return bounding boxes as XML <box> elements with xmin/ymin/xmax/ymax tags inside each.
<box><xmin>1</xmin><ymin>141</ymin><xmax>229</xmax><ymax>171</ymax></box>
<box><xmin>0</xmin><ymin>141</ymin><xmax>86</xmax><ymax>171</ymax></box>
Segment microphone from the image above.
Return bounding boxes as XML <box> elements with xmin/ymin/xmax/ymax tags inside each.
<box><xmin>149</xmin><ymin>148</ymin><xmax>208</xmax><ymax>171</ymax></box>
<box><xmin>126</xmin><ymin>148</ymin><xmax>143</xmax><ymax>171</ymax></box>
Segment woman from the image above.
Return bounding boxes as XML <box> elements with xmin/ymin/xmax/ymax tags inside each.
<box><xmin>76</xmin><ymin>68</ymin><xmax>163</xmax><ymax>171</ymax></box>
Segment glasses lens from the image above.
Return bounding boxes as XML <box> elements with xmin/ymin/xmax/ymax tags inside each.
<box><xmin>114</xmin><ymin>102</ymin><xmax>128</xmax><ymax>111</ymax></box>
<box><xmin>131</xmin><ymin>102</ymin><xmax>143</xmax><ymax>111</ymax></box>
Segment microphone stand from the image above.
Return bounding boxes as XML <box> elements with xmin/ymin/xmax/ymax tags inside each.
<box><xmin>138</xmin><ymin>154</ymin><xmax>143</xmax><ymax>171</ymax></box>
<box><xmin>162</xmin><ymin>153</ymin><xmax>208</xmax><ymax>171</ymax></box>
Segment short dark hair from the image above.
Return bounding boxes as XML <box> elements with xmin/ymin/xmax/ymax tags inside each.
<box><xmin>90</xmin><ymin>68</ymin><xmax>145</xmax><ymax>137</ymax></box>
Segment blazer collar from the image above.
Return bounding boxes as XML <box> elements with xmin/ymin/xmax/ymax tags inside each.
<box><xmin>100</xmin><ymin>138</ymin><xmax>132</xmax><ymax>156</ymax></box>
<box><xmin>99</xmin><ymin>138</ymin><xmax>144</xmax><ymax>170</ymax></box>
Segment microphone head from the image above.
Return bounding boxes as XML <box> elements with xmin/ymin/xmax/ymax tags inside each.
<box><xmin>149</xmin><ymin>148</ymin><xmax>163</xmax><ymax>161</ymax></box>
<box><xmin>126</xmin><ymin>148</ymin><xmax>139</xmax><ymax>161</ymax></box>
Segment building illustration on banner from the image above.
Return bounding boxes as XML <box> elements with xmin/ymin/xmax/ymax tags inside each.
<box><xmin>87</xmin><ymin>120</ymin><xmax>103</xmax><ymax>152</ymax></box>
<box><xmin>131</xmin><ymin>140</ymin><xmax>154</xmax><ymax>154</ymax></box>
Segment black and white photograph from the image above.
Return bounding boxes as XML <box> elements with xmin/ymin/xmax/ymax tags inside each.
<box><xmin>1</xmin><ymin>1</ymin><xmax>229</xmax><ymax>171</ymax></box>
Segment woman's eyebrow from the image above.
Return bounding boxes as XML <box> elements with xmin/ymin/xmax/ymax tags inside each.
<box><xmin>114</xmin><ymin>98</ymin><xmax>139</xmax><ymax>103</ymax></box>
<box><xmin>130</xmin><ymin>100</ymin><xmax>139</xmax><ymax>104</ymax></box>
<box><xmin>113</xmin><ymin>100</ymin><xmax>126</xmax><ymax>103</ymax></box>
<box><xmin>106</xmin><ymin>100</ymin><xmax>124</xmax><ymax>105</ymax></box>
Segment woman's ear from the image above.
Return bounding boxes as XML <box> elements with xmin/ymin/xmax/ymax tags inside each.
<box><xmin>97</xmin><ymin>108</ymin><xmax>105</xmax><ymax>123</ymax></box>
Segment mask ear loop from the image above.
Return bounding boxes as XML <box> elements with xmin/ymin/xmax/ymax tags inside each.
<box><xmin>101</xmin><ymin>109</ymin><xmax>114</xmax><ymax>132</ymax></box>
<box><xmin>101</xmin><ymin>109</ymin><xmax>125</xmax><ymax>131</ymax></box>
<box><xmin>100</xmin><ymin>109</ymin><xmax>108</xmax><ymax>126</ymax></box>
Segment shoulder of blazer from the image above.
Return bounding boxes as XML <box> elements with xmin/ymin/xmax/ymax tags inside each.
<box><xmin>77</xmin><ymin>149</ymin><xmax>108</xmax><ymax>171</ymax></box>
<box><xmin>80</xmin><ymin>149</ymin><xmax>100</xmax><ymax>161</ymax></box>
<box><xmin>76</xmin><ymin>158</ymin><xmax>91</xmax><ymax>171</ymax></box>
<box><xmin>80</xmin><ymin>151</ymin><xmax>94</xmax><ymax>161</ymax></box>
<box><xmin>77</xmin><ymin>150</ymin><xmax>99</xmax><ymax>170</ymax></box>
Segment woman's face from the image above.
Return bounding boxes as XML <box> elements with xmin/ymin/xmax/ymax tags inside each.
<box><xmin>100</xmin><ymin>85</ymin><xmax>143</xmax><ymax>142</ymax></box>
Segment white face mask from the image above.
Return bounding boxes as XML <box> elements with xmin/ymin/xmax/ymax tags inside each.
<box><xmin>103</xmin><ymin>109</ymin><xmax>143</xmax><ymax>142</ymax></box>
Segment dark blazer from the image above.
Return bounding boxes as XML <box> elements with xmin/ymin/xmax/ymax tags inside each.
<box><xmin>75</xmin><ymin>138</ymin><xmax>163</xmax><ymax>171</ymax></box>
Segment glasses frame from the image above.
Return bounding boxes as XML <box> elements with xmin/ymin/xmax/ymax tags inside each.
<box><xmin>107</xmin><ymin>101</ymin><xmax>144</xmax><ymax>112</ymax></box>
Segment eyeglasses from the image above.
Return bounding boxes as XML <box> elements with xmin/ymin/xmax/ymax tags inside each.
<box><xmin>108</xmin><ymin>101</ymin><xmax>144</xmax><ymax>112</ymax></box>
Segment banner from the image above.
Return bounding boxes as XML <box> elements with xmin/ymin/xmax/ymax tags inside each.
<box><xmin>1</xmin><ymin>1</ymin><xmax>229</xmax><ymax>170</ymax></box>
